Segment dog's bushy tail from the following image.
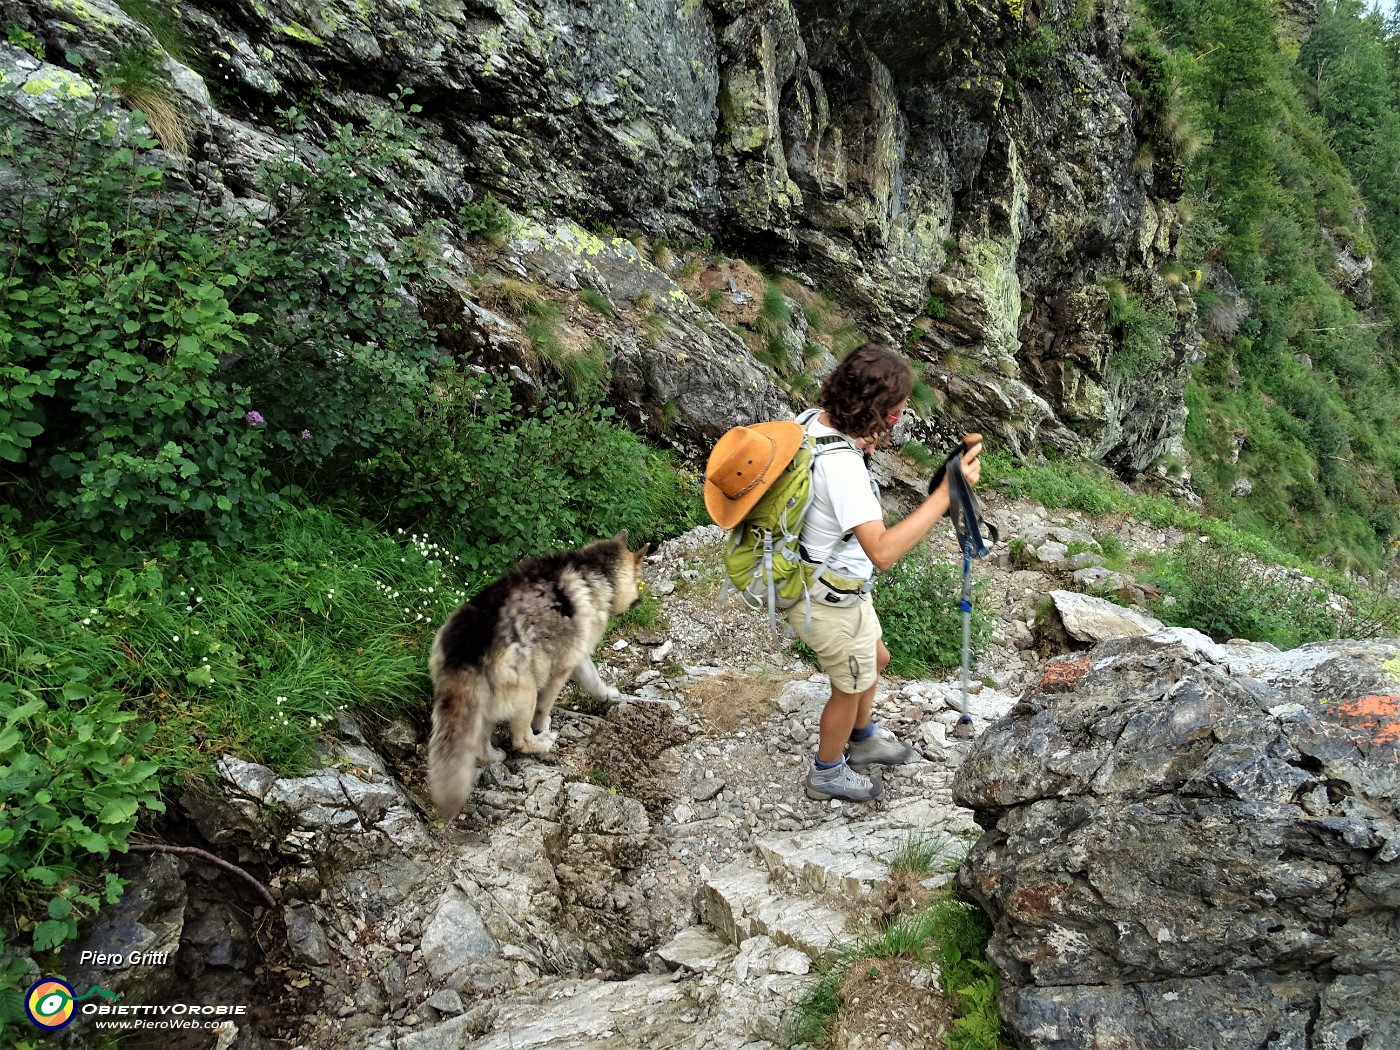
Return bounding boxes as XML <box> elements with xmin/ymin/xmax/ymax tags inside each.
<box><xmin>428</xmin><ymin>666</ymin><xmax>488</xmax><ymax>821</ymax></box>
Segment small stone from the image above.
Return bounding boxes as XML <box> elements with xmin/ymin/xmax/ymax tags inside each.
<box><xmin>692</xmin><ymin>777</ymin><xmax>725</xmax><ymax>802</ymax></box>
<box><xmin>424</xmin><ymin>989</ymin><xmax>464</xmax><ymax>1016</ymax></box>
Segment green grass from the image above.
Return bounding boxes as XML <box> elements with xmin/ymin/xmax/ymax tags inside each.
<box><xmin>579</xmin><ymin>288</ymin><xmax>615</xmax><ymax>317</ymax></box>
<box><xmin>909</xmin><ymin>377</ymin><xmax>937</xmax><ymax>417</ymax></box>
<box><xmin>104</xmin><ymin>45</ymin><xmax>190</xmax><ymax>155</ymax></box>
<box><xmin>608</xmin><ymin>590</ymin><xmax>664</xmax><ymax>636</ymax></box>
<box><xmin>903</xmin><ymin>440</ymin><xmax>938</xmax><ymax>472</ymax></box>
<box><xmin>786</xmin><ymin>890</ymin><xmax>1000</xmax><ymax>1049</ymax></box>
<box><xmin>642</xmin><ymin>311</ymin><xmax>669</xmax><ymax>345</ymax></box>
<box><xmin>889</xmin><ymin>833</ymin><xmax>960</xmax><ymax>877</ymax></box>
<box><xmin>981</xmin><ymin>449</ymin><xmax>1120</xmax><ymax>516</ymax></box>
<box><xmin>875</xmin><ymin>544</ymin><xmax>993</xmax><ymax>677</ymax></box>
<box><xmin>982</xmin><ymin>449</ymin><xmax>1400</xmax><ymax>642</ymax></box>
<box><xmin>0</xmin><ymin>502</ymin><xmax>492</xmax><ymax>993</ymax></box>
<box><xmin>111</xmin><ymin>0</ymin><xmax>195</xmax><ymax>63</ymax></box>
<box><xmin>1</xmin><ymin>506</ymin><xmax>470</xmax><ymax>775</ymax></box>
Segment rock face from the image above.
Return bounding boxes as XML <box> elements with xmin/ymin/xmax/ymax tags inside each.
<box><xmin>2</xmin><ymin>0</ymin><xmax>1193</xmax><ymax>471</ymax></box>
<box><xmin>953</xmin><ymin>629</ymin><xmax>1400</xmax><ymax>1049</ymax></box>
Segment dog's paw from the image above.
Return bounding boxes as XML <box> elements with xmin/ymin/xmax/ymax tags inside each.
<box><xmin>481</xmin><ymin>743</ymin><xmax>506</xmax><ymax>764</ymax></box>
<box><xmin>599</xmin><ymin>685</ymin><xmax>621</xmax><ymax>704</ymax></box>
<box><xmin>515</xmin><ymin>728</ymin><xmax>558</xmax><ymax>755</ymax></box>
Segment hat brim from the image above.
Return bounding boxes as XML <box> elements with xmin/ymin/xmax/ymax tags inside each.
<box><xmin>704</xmin><ymin>420</ymin><xmax>805</xmax><ymax>529</ymax></box>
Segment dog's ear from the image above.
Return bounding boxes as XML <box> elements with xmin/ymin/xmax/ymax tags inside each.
<box><xmin>635</xmin><ymin>543</ymin><xmax>651</xmax><ymax>563</ymax></box>
<box><xmin>612</xmin><ymin>529</ymin><xmax>629</xmax><ymax>548</ymax></box>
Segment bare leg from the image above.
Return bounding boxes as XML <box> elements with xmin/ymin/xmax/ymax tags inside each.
<box><xmin>817</xmin><ymin>640</ymin><xmax>891</xmax><ymax>763</ymax></box>
<box><xmin>816</xmin><ymin>683</ymin><xmax>871</xmax><ymax>763</ymax></box>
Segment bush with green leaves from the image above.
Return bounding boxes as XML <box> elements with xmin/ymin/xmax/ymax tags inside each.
<box><xmin>1146</xmin><ymin>539</ymin><xmax>1353</xmax><ymax>649</ymax></box>
<box><xmin>0</xmin><ymin>683</ymin><xmax>155</xmax><ymax>951</ymax></box>
<box><xmin>457</xmin><ymin>192</ymin><xmax>510</xmax><ymax>240</ymax></box>
<box><xmin>0</xmin><ymin>78</ymin><xmax>449</xmax><ymax>541</ymax></box>
<box><xmin>1102</xmin><ymin>281</ymin><xmax>1177</xmax><ymax>379</ymax></box>
<box><xmin>875</xmin><ymin>543</ymin><xmax>993</xmax><ymax>677</ymax></box>
<box><xmin>2</xmin><ymin>77</ymin><xmax>703</xmax><ymax>561</ymax></box>
<box><xmin>368</xmin><ymin>370</ymin><xmax>703</xmax><ymax>574</ymax></box>
<box><xmin>0</xmin><ymin>80</ymin><xmax>269</xmax><ymax>539</ymax></box>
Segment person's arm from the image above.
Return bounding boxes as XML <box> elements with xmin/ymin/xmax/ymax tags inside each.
<box><xmin>851</xmin><ymin>442</ymin><xmax>982</xmax><ymax>571</ymax></box>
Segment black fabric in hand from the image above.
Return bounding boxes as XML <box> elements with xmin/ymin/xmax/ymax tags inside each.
<box><xmin>928</xmin><ymin>443</ymin><xmax>964</xmax><ymax>496</ymax></box>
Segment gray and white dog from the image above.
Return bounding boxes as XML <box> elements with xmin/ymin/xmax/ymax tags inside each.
<box><xmin>427</xmin><ymin>531</ymin><xmax>649</xmax><ymax>821</ymax></box>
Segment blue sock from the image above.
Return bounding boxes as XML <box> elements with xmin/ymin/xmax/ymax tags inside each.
<box><xmin>814</xmin><ymin>755</ymin><xmax>844</xmax><ymax>770</ymax></box>
<box><xmin>849</xmin><ymin>721</ymin><xmax>876</xmax><ymax>743</ymax></box>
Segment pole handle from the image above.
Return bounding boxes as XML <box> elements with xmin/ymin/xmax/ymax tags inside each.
<box><xmin>963</xmin><ymin>432</ymin><xmax>982</xmax><ymax>448</ymax></box>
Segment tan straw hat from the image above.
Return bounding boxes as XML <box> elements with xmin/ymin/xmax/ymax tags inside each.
<box><xmin>704</xmin><ymin>420</ymin><xmax>805</xmax><ymax>529</ymax></box>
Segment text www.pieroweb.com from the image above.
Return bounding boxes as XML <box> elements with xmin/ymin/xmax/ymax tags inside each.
<box><xmin>86</xmin><ymin>1003</ymin><xmax>248</xmax><ymax>1030</ymax></box>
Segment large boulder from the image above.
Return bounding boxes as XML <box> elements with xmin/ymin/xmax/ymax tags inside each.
<box><xmin>953</xmin><ymin>629</ymin><xmax>1400</xmax><ymax>1049</ymax></box>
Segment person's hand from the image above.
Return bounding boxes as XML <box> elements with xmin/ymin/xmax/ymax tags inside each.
<box><xmin>962</xmin><ymin>440</ymin><xmax>982</xmax><ymax>487</ymax></box>
<box><xmin>928</xmin><ymin>435</ymin><xmax>983</xmax><ymax>495</ymax></box>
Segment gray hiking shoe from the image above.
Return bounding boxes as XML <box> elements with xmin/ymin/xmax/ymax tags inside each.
<box><xmin>805</xmin><ymin>760</ymin><xmax>883</xmax><ymax>802</ymax></box>
<box><xmin>845</xmin><ymin>726</ymin><xmax>919</xmax><ymax>770</ymax></box>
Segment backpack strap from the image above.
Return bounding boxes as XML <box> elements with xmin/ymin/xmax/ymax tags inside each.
<box><xmin>791</xmin><ymin>408</ymin><xmax>871</xmax><ymax>631</ymax></box>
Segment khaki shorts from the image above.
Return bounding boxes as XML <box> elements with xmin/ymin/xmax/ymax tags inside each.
<box><xmin>786</xmin><ymin>584</ymin><xmax>882</xmax><ymax>693</ymax></box>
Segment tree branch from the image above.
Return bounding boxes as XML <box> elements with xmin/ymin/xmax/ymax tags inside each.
<box><xmin>127</xmin><ymin>843</ymin><xmax>278</xmax><ymax>909</ymax></box>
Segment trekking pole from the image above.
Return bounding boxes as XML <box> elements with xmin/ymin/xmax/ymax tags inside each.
<box><xmin>930</xmin><ymin>434</ymin><xmax>993</xmax><ymax>741</ymax></box>
<box><xmin>955</xmin><ymin>525</ymin><xmax>977</xmax><ymax>740</ymax></box>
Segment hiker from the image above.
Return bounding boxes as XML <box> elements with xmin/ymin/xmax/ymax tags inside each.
<box><xmin>791</xmin><ymin>342</ymin><xmax>982</xmax><ymax>803</ymax></box>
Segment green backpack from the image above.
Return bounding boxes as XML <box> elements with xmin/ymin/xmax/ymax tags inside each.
<box><xmin>718</xmin><ymin>409</ymin><xmax>863</xmax><ymax>630</ymax></box>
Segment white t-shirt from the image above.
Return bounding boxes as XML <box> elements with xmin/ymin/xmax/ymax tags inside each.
<box><xmin>800</xmin><ymin>415</ymin><xmax>882</xmax><ymax>582</ymax></box>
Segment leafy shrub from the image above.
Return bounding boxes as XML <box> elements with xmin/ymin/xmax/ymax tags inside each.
<box><xmin>367</xmin><ymin>370</ymin><xmax>702</xmax><ymax>576</ymax></box>
<box><xmin>1147</xmin><ymin>540</ymin><xmax>1344</xmax><ymax>648</ymax></box>
<box><xmin>0</xmin><ymin>81</ymin><xmax>272</xmax><ymax>540</ymax></box>
<box><xmin>0</xmin><ymin>684</ymin><xmax>156</xmax><ymax>952</ymax></box>
<box><xmin>1103</xmin><ymin>281</ymin><xmax>1177</xmax><ymax>378</ymax></box>
<box><xmin>875</xmin><ymin>544</ymin><xmax>993</xmax><ymax>677</ymax></box>
<box><xmin>6</xmin><ymin>27</ymin><xmax>44</xmax><ymax>59</ymax></box>
<box><xmin>1005</xmin><ymin>24</ymin><xmax>1061</xmax><ymax>87</ymax></box>
<box><xmin>0</xmin><ymin>80</ymin><xmax>446</xmax><ymax>542</ymax></box>
<box><xmin>457</xmin><ymin>193</ymin><xmax>510</xmax><ymax>240</ymax></box>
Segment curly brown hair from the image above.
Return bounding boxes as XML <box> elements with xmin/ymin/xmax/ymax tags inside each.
<box><xmin>819</xmin><ymin>342</ymin><xmax>914</xmax><ymax>441</ymax></box>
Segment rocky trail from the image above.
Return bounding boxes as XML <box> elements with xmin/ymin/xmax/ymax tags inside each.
<box><xmin>58</xmin><ymin>487</ymin><xmax>1331</xmax><ymax>1049</ymax></box>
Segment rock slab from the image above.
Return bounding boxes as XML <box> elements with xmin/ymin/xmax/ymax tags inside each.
<box><xmin>953</xmin><ymin>629</ymin><xmax>1400</xmax><ymax>1049</ymax></box>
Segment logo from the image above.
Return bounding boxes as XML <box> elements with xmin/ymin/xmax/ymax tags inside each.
<box><xmin>24</xmin><ymin>979</ymin><xmax>120</xmax><ymax>1030</ymax></box>
<box><xmin>25</xmin><ymin>978</ymin><xmax>76</xmax><ymax>1030</ymax></box>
